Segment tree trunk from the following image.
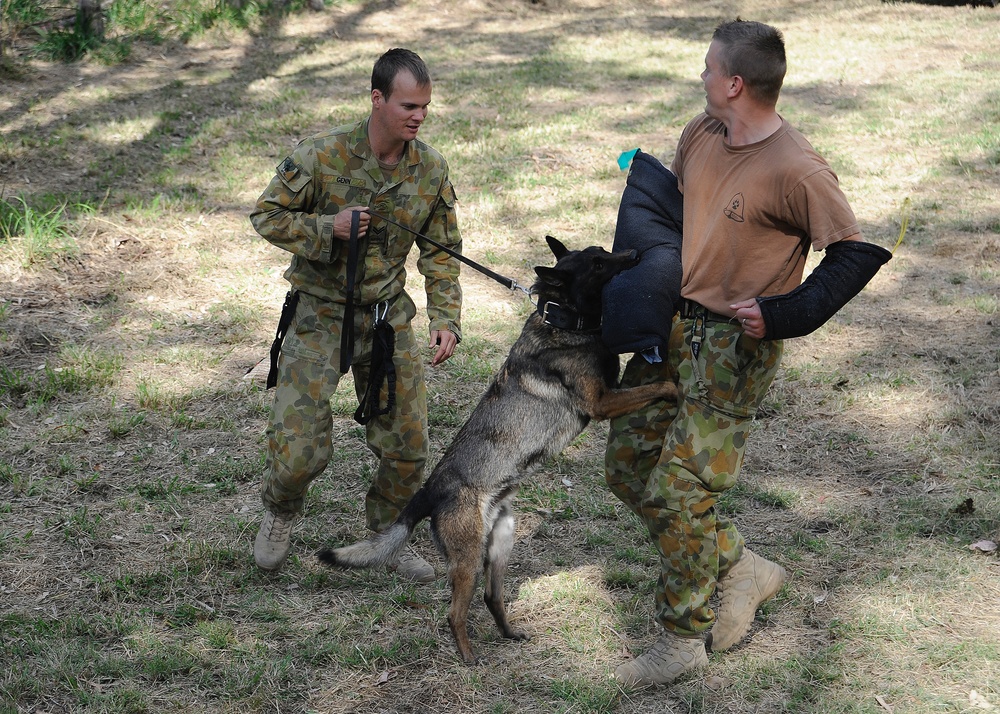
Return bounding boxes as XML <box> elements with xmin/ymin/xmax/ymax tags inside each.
<box><xmin>77</xmin><ymin>0</ymin><xmax>105</xmax><ymax>40</ymax></box>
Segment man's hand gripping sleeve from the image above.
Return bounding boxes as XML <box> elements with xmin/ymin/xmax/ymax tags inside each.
<box><xmin>757</xmin><ymin>240</ymin><xmax>892</xmax><ymax>340</ymax></box>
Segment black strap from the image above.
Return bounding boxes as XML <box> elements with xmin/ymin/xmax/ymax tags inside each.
<box><xmin>339</xmin><ymin>211</ymin><xmax>361</xmax><ymax>373</ymax></box>
<box><xmin>265</xmin><ymin>290</ymin><xmax>300</xmax><ymax>389</ymax></box>
<box><xmin>354</xmin><ymin>314</ymin><xmax>396</xmax><ymax>425</ymax></box>
<box><xmin>367</xmin><ymin>210</ymin><xmax>526</xmax><ymax>294</ymax></box>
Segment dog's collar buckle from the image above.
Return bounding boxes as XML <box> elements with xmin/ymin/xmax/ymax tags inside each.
<box><xmin>540</xmin><ymin>301</ymin><xmax>600</xmax><ymax>333</ymax></box>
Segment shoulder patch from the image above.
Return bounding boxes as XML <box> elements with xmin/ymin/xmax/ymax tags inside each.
<box><xmin>276</xmin><ymin>156</ymin><xmax>310</xmax><ymax>193</ymax></box>
<box><xmin>278</xmin><ymin>156</ymin><xmax>300</xmax><ymax>181</ymax></box>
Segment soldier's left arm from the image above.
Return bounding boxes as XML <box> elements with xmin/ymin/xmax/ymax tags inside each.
<box><xmin>736</xmin><ymin>168</ymin><xmax>892</xmax><ymax>341</ymax></box>
<box><xmin>416</xmin><ymin>177</ymin><xmax>463</xmax><ymax>345</ymax></box>
<box><xmin>750</xmin><ymin>236</ymin><xmax>891</xmax><ymax>340</ymax></box>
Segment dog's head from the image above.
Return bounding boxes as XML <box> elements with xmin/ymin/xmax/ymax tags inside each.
<box><xmin>532</xmin><ymin>235</ymin><xmax>638</xmax><ymax>317</ymax></box>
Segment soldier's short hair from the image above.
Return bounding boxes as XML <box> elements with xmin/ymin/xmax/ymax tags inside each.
<box><xmin>712</xmin><ymin>19</ymin><xmax>786</xmax><ymax>105</ymax></box>
<box><xmin>372</xmin><ymin>48</ymin><xmax>431</xmax><ymax>99</ymax></box>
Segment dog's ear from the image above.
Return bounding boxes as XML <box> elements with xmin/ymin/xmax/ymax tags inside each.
<box><xmin>545</xmin><ymin>235</ymin><xmax>569</xmax><ymax>259</ymax></box>
<box><xmin>534</xmin><ymin>265</ymin><xmax>569</xmax><ymax>287</ymax></box>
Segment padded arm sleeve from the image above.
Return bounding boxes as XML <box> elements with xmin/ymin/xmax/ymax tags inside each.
<box><xmin>757</xmin><ymin>240</ymin><xmax>892</xmax><ymax>340</ymax></box>
<box><xmin>601</xmin><ymin>150</ymin><xmax>684</xmax><ymax>355</ymax></box>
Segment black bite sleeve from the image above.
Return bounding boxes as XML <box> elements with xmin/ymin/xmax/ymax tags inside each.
<box><xmin>757</xmin><ymin>240</ymin><xmax>892</xmax><ymax>340</ymax></box>
<box><xmin>602</xmin><ymin>150</ymin><xmax>684</xmax><ymax>355</ymax></box>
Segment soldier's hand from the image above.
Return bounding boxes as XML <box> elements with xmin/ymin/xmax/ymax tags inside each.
<box><xmin>429</xmin><ymin>329</ymin><xmax>457</xmax><ymax>366</ymax></box>
<box><xmin>730</xmin><ymin>298</ymin><xmax>765</xmax><ymax>339</ymax></box>
<box><xmin>333</xmin><ymin>207</ymin><xmax>371</xmax><ymax>241</ymax></box>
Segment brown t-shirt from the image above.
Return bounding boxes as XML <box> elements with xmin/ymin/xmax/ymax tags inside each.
<box><xmin>670</xmin><ymin>114</ymin><xmax>861</xmax><ymax>316</ymax></box>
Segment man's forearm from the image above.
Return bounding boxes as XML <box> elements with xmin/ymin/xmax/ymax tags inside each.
<box><xmin>757</xmin><ymin>240</ymin><xmax>892</xmax><ymax>340</ymax></box>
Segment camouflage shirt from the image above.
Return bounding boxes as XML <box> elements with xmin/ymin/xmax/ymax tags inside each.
<box><xmin>250</xmin><ymin>118</ymin><xmax>463</xmax><ymax>339</ymax></box>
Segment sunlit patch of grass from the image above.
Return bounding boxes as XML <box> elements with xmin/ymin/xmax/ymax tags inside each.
<box><xmin>0</xmin><ymin>347</ymin><xmax>122</xmax><ymax>406</ymax></box>
<box><xmin>968</xmin><ymin>293</ymin><xmax>998</xmax><ymax>315</ymax></box>
<box><xmin>134</xmin><ymin>379</ymin><xmax>164</xmax><ymax>409</ymax></box>
<box><xmin>0</xmin><ymin>195</ymin><xmax>78</xmax><ymax>266</ymax></box>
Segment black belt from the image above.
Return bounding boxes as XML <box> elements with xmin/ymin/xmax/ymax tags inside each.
<box><xmin>678</xmin><ymin>299</ymin><xmax>734</xmax><ymax>324</ymax></box>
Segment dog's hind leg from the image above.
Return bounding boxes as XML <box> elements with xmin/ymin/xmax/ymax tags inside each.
<box><xmin>446</xmin><ymin>549</ymin><xmax>482</xmax><ymax>664</ymax></box>
<box><xmin>437</xmin><ymin>499</ymin><xmax>486</xmax><ymax>664</ymax></box>
<box><xmin>483</xmin><ymin>499</ymin><xmax>529</xmax><ymax>643</ymax></box>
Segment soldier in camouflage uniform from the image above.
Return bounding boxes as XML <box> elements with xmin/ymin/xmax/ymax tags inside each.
<box><xmin>249</xmin><ymin>48</ymin><xmax>463</xmax><ymax>581</ymax></box>
<box><xmin>608</xmin><ymin>20</ymin><xmax>890</xmax><ymax>686</ymax></box>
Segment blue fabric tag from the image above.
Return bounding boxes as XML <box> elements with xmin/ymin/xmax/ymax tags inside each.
<box><xmin>617</xmin><ymin>148</ymin><xmax>640</xmax><ymax>171</ymax></box>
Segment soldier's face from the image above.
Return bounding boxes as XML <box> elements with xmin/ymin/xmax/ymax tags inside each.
<box><xmin>372</xmin><ymin>70</ymin><xmax>432</xmax><ymax>144</ymax></box>
<box><xmin>701</xmin><ymin>40</ymin><xmax>732</xmax><ymax>120</ymax></box>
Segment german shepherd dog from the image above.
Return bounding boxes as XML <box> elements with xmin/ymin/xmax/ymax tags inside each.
<box><xmin>318</xmin><ymin>236</ymin><xmax>677</xmax><ymax>663</ymax></box>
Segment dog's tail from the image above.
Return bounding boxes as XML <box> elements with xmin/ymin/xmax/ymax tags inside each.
<box><xmin>317</xmin><ymin>487</ymin><xmax>433</xmax><ymax>571</ymax></box>
<box><xmin>316</xmin><ymin>523</ymin><xmax>411</xmax><ymax>570</ymax></box>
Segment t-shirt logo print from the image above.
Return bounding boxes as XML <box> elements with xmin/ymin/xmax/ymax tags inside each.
<box><xmin>723</xmin><ymin>193</ymin><xmax>746</xmax><ymax>223</ymax></box>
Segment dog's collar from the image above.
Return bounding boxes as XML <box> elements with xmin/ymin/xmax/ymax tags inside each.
<box><xmin>538</xmin><ymin>301</ymin><xmax>602</xmax><ymax>333</ymax></box>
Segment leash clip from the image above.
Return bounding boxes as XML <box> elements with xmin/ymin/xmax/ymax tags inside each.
<box><xmin>511</xmin><ymin>280</ymin><xmax>535</xmax><ymax>303</ymax></box>
<box><xmin>691</xmin><ymin>315</ymin><xmax>704</xmax><ymax>359</ymax></box>
<box><xmin>372</xmin><ymin>300</ymin><xmax>390</xmax><ymax>325</ymax></box>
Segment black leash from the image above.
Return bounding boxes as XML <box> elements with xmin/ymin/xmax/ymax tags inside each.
<box><xmin>339</xmin><ymin>210</ymin><xmax>398</xmax><ymax>423</ymax></box>
<box><xmin>367</xmin><ymin>210</ymin><xmax>533</xmax><ymax>298</ymax></box>
<box><xmin>339</xmin><ymin>210</ymin><xmax>362</xmax><ymax>374</ymax></box>
<box><xmin>263</xmin><ymin>210</ymin><xmax>535</xmax><ymax>426</ymax></box>
<box><xmin>361</xmin><ymin>212</ymin><xmax>609</xmax><ymax>340</ymax></box>
<box><xmin>341</xmin><ymin>210</ymin><xmax>532</xmax><ymax>424</ymax></box>
<box><xmin>262</xmin><ymin>214</ymin><xmax>596</xmax><ymax>398</ymax></box>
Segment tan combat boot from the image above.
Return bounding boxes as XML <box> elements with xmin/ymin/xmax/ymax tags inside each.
<box><xmin>708</xmin><ymin>548</ymin><xmax>786</xmax><ymax>652</ymax></box>
<box><xmin>614</xmin><ymin>631</ymin><xmax>708</xmax><ymax>687</ymax></box>
<box><xmin>254</xmin><ymin>510</ymin><xmax>296</xmax><ymax>571</ymax></box>
<box><xmin>387</xmin><ymin>544</ymin><xmax>435</xmax><ymax>583</ymax></box>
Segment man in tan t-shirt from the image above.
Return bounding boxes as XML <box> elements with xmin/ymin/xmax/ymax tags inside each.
<box><xmin>605</xmin><ymin>20</ymin><xmax>891</xmax><ymax>686</ymax></box>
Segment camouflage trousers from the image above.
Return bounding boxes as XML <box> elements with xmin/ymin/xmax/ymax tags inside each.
<box><xmin>262</xmin><ymin>289</ymin><xmax>429</xmax><ymax>532</ymax></box>
<box><xmin>605</xmin><ymin>311</ymin><xmax>783</xmax><ymax>637</ymax></box>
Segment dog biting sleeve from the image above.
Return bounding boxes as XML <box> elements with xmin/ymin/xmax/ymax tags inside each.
<box><xmin>601</xmin><ymin>150</ymin><xmax>684</xmax><ymax>355</ymax></box>
<box><xmin>757</xmin><ymin>240</ymin><xmax>892</xmax><ymax>340</ymax></box>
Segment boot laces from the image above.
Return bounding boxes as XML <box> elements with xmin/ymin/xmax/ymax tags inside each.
<box><xmin>263</xmin><ymin>512</ymin><xmax>293</xmax><ymax>541</ymax></box>
<box><xmin>396</xmin><ymin>545</ymin><xmax>422</xmax><ymax>566</ymax></box>
<box><xmin>645</xmin><ymin>636</ymin><xmax>676</xmax><ymax>663</ymax></box>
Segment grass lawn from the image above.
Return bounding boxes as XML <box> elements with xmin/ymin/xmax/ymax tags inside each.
<box><xmin>1</xmin><ymin>0</ymin><xmax>999</xmax><ymax>712</ymax></box>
